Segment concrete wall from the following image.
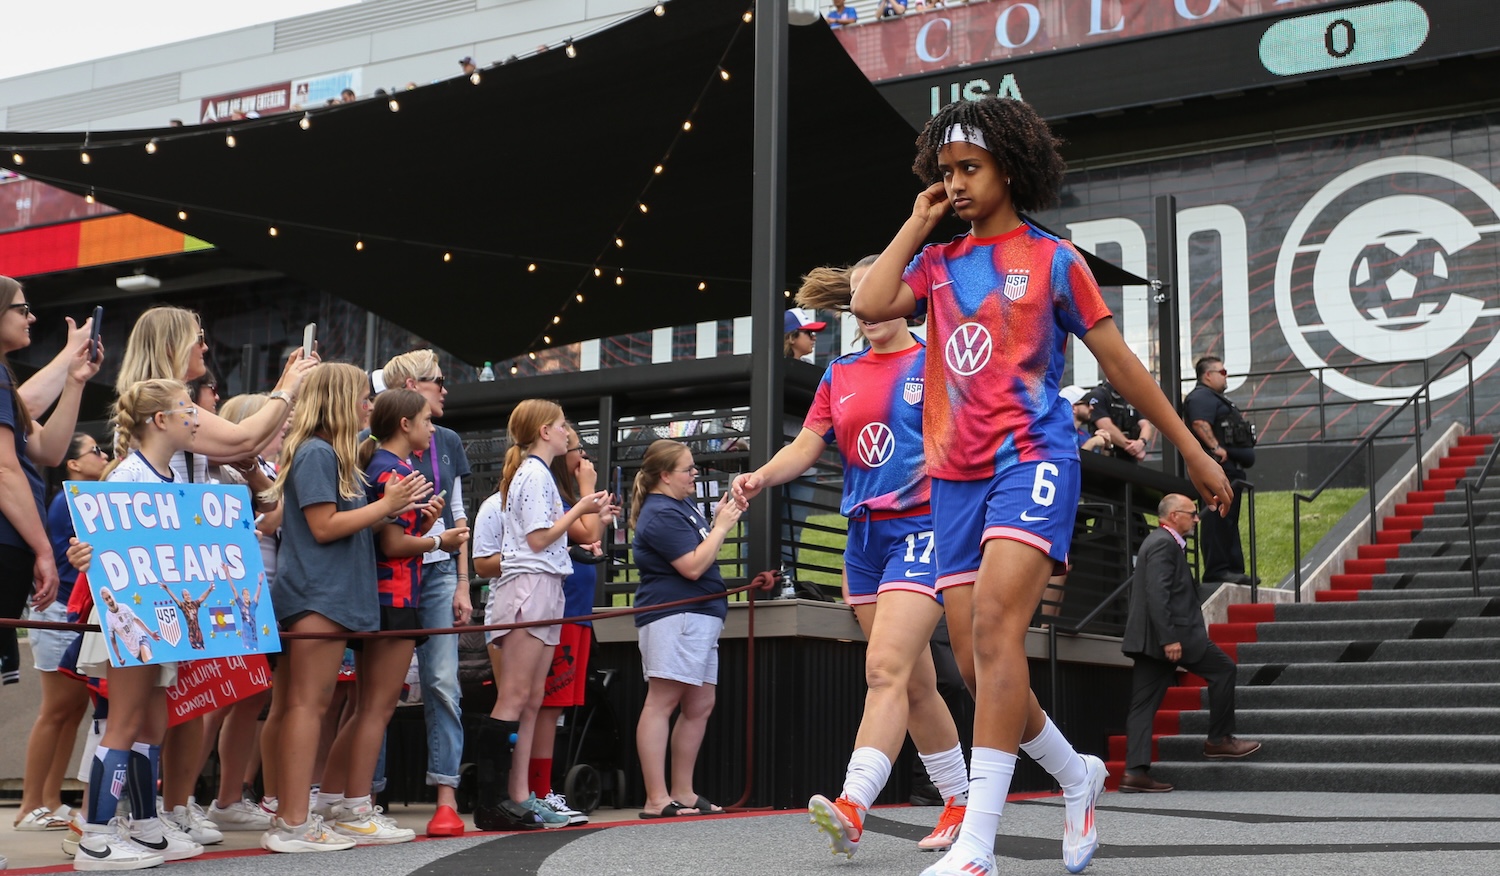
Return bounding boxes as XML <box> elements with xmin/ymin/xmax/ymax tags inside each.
<box><xmin>0</xmin><ymin>641</ymin><xmax>91</xmax><ymax>790</ymax></box>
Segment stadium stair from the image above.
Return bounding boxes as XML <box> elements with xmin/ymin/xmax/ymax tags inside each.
<box><xmin>1105</xmin><ymin>433</ymin><xmax>1500</xmax><ymax>793</ymax></box>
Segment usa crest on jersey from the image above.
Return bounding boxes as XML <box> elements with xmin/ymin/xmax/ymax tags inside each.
<box><xmin>903</xmin><ymin>379</ymin><xmax>924</xmax><ymax>406</ymax></box>
<box><xmin>155</xmin><ymin>603</ymin><xmax>183</xmax><ymax>648</ymax></box>
<box><xmin>1003</xmin><ymin>271</ymin><xmax>1029</xmax><ymax>301</ymax></box>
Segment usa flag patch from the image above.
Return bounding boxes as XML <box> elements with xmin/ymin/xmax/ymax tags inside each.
<box><xmin>1003</xmin><ymin>271</ymin><xmax>1029</xmax><ymax>301</ymax></box>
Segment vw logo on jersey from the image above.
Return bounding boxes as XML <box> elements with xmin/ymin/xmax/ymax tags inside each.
<box><xmin>945</xmin><ymin>322</ymin><xmax>993</xmax><ymax>376</ymax></box>
<box><xmin>857</xmin><ymin>422</ymin><xmax>896</xmax><ymax>468</ymax></box>
<box><xmin>1275</xmin><ymin>156</ymin><xmax>1500</xmax><ymax>402</ymax></box>
<box><xmin>1003</xmin><ymin>270</ymin><xmax>1030</xmax><ymax>301</ymax></box>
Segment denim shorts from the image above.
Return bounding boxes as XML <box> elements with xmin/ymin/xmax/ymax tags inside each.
<box><xmin>28</xmin><ymin>602</ymin><xmax>77</xmax><ymax>673</ymax></box>
<box><xmin>638</xmin><ymin>612</ymin><xmax>723</xmax><ymax>686</ymax></box>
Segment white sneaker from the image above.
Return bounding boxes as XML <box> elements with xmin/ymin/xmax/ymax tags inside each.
<box><xmin>62</xmin><ymin>812</ymin><xmax>84</xmax><ymax>857</ymax></box>
<box><xmin>128</xmin><ymin>816</ymin><xmax>203</xmax><ymax>861</ymax></box>
<box><xmin>260</xmin><ymin>815</ymin><xmax>356</xmax><ymax>853</ymax></box>
<box><xmin>1062</xmin><ymin>754</ymin><xmax>1106</xmax><ymax>874</ymax></box>
<box><xmin>168</xmin><ymin>805</ymin><xmax>223</xmax><ymax>845</ymax></box>
<box><xmin>73</xmin><ymin>818</ymin><xmax>165</xmax><ymax>871</ymax></box>
<box><xmin>332</xmin><ymin>802</ymin><xmax>415</xmax><ymax>845</ymax></box>
<box><xmin>186</xmin><ymin>798</ymin><xmax>219</xmax><ymax>830</ymax></box>
<box><xmin>920</xmin><ymin>848</ymin><xmax>997</xmax><ymax>876</ymax></box>
<box><xmin>542</xmin><ymin>792</ymin><xmax>589</xmax><ymax>826</ymax></box>
<box><xmin>208</xmin><ymin>799</ymin><xmax>273</xmax><ymax>831</ymax></box>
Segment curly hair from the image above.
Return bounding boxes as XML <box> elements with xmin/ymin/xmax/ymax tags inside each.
<box><xmin>912</xmin><ymin>98</ymin><xmax>1066</xmax><ymax>214</ymax></box>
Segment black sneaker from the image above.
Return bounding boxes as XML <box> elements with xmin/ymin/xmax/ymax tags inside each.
<box><xmin>473</xmin><ymin>800</ymin><xmax>544</xmax><ymax>832</ymax></box>
<box><xmin>909</xmin><ymin>780</ymin><xmax>944</xmax><ymax>807</ymax></box>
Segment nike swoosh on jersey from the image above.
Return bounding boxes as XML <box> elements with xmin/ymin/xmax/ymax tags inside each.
<box><xmin>905</xmin><ymin>570</ymin><xmax>930</xmax><ymax>577</ymax></box>
<box><xmin>933</xmin><ymin>280</ymin><xmax>955</xmax><ymax>289</ymax></box>
<box><xmin>1020</xmin><ymin>511</ymin><xmax>1049</xmax><ymax>522</ymax></box>
<box><xmin>840</xmin><ymin>392</ymin><xmax>857</xmax><ymax>404</ymax></box>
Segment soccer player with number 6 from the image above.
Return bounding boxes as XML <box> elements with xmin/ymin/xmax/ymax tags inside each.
<box><xmin>733</xmin><ymin>258</ymin><xmax>970</xmax><ymax>860</ymax></box>
<box><xmin>852</xmin><ymin>96</ymin><xmax>1233</xmax><ymax>876</ymax></box>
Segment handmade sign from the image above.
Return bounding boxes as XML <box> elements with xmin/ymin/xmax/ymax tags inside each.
<box><xmin>64</xmin><ymin>482</ymin><xmax>280</xmax><ymax>667</ymax></box>
<box><xmin>166</xmin><ymin>655</ymin><xmax>272</xmax><ymax>726</ymax></box>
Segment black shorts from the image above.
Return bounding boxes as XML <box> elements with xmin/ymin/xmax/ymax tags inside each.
<box><xmin>349</xmin><ymin>605</ymin><xmax>427</xmax><ymax>650</ymax></box>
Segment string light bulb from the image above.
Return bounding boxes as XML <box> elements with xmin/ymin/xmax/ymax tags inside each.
<box><xmin>614</xmin><ymin>237</ymin><xmax>624</xmax><ymax>248</ymax></box>
<box><xmin>543</xmin><ymin>335</ymin><xmax>552</xmax><ymax>344</ymax></box>
<box><xmin>299</xmin><ymin>113</ymin><xmax>312</xmax><ymax>130</ymax></box>
<box><xmin>553</xmin><ymin>315</ymin><xmax>562</xmax><ymax>324</ymax></box>
<box><xmin>719</xmin><ymin>67</ymin><xmax>730</xmax><ymax>81</ymax></box>
<box><xmin>510</xmin><ymin>365</ymin><xmax>519</xmax><ymax>375</ymax></box>
<box><xmin>638</xmin><ymin>203</ymin><xmax>649</xmax><ymax>214</ymax></box>
<box><xmin>529</xmin><ymin>352</ymin><xmax>537</xmax><ymax>360</ymax></box>
<box><xmin>388</xmin><ymin>99</ymin><xmax>401</xmax><ymax>112</ymax></box>
<box><xmin>145</xmin><ymin>139</ymin><xmax>158</xmax><ymax>154</ymax></box>
<box><xmin>698</xmin><ymin>281</ymin><xmax>707</xmax><ymax>291</ymax></box>
<box><xmin>615</xmin><ymin>275</ymin><xmax>624</xmax><ymax>286</ymax></box>
<box><xmin>654</xmin><ymin>3</ymin><xmax>665</xmax><ymax>15</ymax></box>
<box><xmin>564</xmin><ymin>40</ymin><xmax>577</xmax><ymax>58</ymax></box>
<box><xmin>355</xmin><ymin>240</ymin><xmax>364</xmax><ymax>251</ymax></box>
<box><xmin>80</xmin><ymin>151</ymin><xmax>91</xmax><ymax>164</ymax></box>
<box><xmin>743</xmin><ymin>10</ymin><xmax>753</xmax><ymax>22</ymax></box>
<box><xmin>268</xmin><ymin>225</ymin><xmax>279</xmax><ymax>237</ymax></box>
<box><xmin>527</xmin><ymin>263</ymin><xmax>537</xmax><ymax>272</ymax></box>
<box><xmin>576</xmin><ymin>293</ymin><xmax>584</xmax><ymax>303</ymax></box>
<box><xmin>443</xmin><ymin>251</ymin><xmax>452</xmax><ymax>262</ymax></box>
<box><xmin>84</xmin><ymin>190</ymin><xmax>95</xmax><ymax>204</ymax></box>
<box><xmin>470</xmin><ymin>71</ymin><xmax>481</xmax><ymax>85</ymax></box>
<box><xmin>594</xmin><ymin>267</ymin><xmax>602</xmax><ymax>277</ymax></box>
<box><xmin>682</xmin><ymin>120</ymin><xmax>692</xmax><ymax>131</ymax></box>
<box><xmin>653</xmin><ymin>164</ymin><xmax>664</xmax><ymax>174</ymax></box>
<box><xmin>225</xmin><ymin>134</ymin><xmax>237</xmax><ymax>148</ymax></box>
<box><xmin>10</xmin><ymin>153</ymin><xmax>21</xmax><ymax>165</ymax></box>
<box><xmin>177</xmin><ymin>210</ymin><xmax>187</xmax><ymax>221</ymax></box>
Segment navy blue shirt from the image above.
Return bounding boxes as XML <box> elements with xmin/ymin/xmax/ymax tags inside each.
<box><xmin>560</xmin><ymin>500</ymin><xmax>595</xmax><ymax>628</ymax></box>
<box><xmin>46</xmin><ymin>491</ymin><xmax>79</xmax><ymax>602</ymax></box>
<box><xmin>632</xmin><ymin>493</ymin><xmax>726</xmax><ymax>628</ymax></box>
<box><xmin>0</xmin><ymin>371</ymin><xmax>44</xmax><ymax>554</ymax></box>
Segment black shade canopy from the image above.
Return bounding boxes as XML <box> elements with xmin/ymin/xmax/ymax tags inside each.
<box><xmin>0</xmin><ymin>0</ymin><xmax>1144</xmax><ymax>365</ymax></box>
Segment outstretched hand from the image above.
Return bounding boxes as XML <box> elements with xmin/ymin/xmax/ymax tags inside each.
<box><xmin>1186</xmin><ymin>450</ymin><xmax>1234</xmax><ymax>516</ymax></box>
<box><xmin>730</xmin><ymin>472</ymin><xmax>762</xmax><ymax>509</ymax></box>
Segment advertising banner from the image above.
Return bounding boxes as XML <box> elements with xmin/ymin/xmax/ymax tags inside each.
<box><xmin>65</xmin><ymin>482</ymin><xmax>279</xmax><ymax>667</ymax></box>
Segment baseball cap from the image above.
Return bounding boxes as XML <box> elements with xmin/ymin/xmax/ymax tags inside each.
<box><xmin>784</xmin><ymin>309</ymin><xmax>827</xmax><ymax>334</ymax></box>
<box><xmin>1059</xmin><ymin>384</ymin><xmax>1087</xmax><ymax>405</ymax></box>
<box><xmin>458</xmin><ymin>56</ymin><xmax>474</xmax><ymax>66</ymax></box>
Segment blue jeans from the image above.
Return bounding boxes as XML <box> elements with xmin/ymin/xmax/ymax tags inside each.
<box><xmin>417</xmin><ymin>558</ymin><xmax>464</xmax><ymax>788</ymax></box>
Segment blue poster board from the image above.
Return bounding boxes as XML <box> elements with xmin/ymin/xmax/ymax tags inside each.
<box><xmin>64</xmin><ymin>481</ymin><xmax>280</xmax><ymax>666</ymax></box>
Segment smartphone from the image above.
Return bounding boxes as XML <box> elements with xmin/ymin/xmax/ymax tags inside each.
<box><xmin>302</xmin><ymin>322</ymin><xmax>316</xmax><ymax>356</ymax></box>
<box><xmin>613</xmin><ymin>465</ymin><xmax>623</xmax><ymax>503</ymax></box>
<box><xmin>88</xmin><ymin>306</ymin><xmax>104</xmax><ymax>363</ymax></box>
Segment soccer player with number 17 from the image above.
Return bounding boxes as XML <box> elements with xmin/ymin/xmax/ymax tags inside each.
<box><xmin>852</xmin><ymin>96</ymin><xmax>1233</xmax><ymax>876</ymax></box>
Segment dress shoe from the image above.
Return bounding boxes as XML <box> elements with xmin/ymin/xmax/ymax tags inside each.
<box><xmin>1221</xmin><ymin>572</ymin><xmax>1261</xmax><ymax>587</ymax></box>
<box><xmin>1203</xmin><ymin>736</ymin><xmax>1262</xmax><ymax>758</ymax></box>
<box><xmin>1118</xmin><ymin>772</ymin><xmax>1173</xmax><ymax>793</ymax></box>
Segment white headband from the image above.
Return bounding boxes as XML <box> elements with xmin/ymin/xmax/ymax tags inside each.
<box><xmin>942</xmin><ymin>124</ymin><xmax>989</xmax><ymax>152</ymax></box>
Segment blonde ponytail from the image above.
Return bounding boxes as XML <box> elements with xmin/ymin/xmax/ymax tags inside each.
<box><xmin>499</xmin><ymin>399</ymin><xmax>563</xmax><ymax>499</ymax></box>
<box><xmin>103</xmin><ymin>379</ymin><xmax>188</xmax><ymax>479</ymax></box>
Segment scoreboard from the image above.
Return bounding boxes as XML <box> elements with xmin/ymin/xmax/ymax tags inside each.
<box><xmin>873</xmin><ymin>0</ymin><xmax>1500</xmax><ymax>127</ymax></box>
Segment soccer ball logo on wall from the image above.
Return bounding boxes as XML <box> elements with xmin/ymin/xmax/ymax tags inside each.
<box><xmin>1274</xmin><ymin>156</ymin><xmax>1500</xmax><ymax>403</ymax></box>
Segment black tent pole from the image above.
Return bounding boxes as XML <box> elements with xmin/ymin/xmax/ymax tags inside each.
<box><xmin>1155</xmin><ymin>194</ymin><xmax>1182</xmax><ymax>479</ymax></box>
<box><xmin>748</xmin><ymin>0</ymin><xmax>789</xmax><ymax>588</ymax></box>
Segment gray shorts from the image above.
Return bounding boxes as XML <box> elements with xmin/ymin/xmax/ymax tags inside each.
<box><xmin>638</xmin><ymin>612</ymin><xmax>723</xmax><ymax>686</ymax></box>
<box><xmin>486</xmin><ymin>572</ymin><xmax>566</xmax><ymax>646</ymax></box>
<box><xmin>27</xmin><ymin>601</ymin><xmax>74</xmax><ymax>672</ymax></box>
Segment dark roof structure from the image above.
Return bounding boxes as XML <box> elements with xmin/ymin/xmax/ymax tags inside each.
<box><xmin>0</xmin><ymin>0</ymin><xmax>1143</xmax><ymax>365</ymax></box>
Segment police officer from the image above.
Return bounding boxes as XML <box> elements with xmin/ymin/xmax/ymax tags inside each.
<box><xmin>1088</xmin><ymin>380</ymin><xmax>1155</xmax><ymax>462</ymax></box>
<box><xmin>1183</xmin><ymin>356</ymin><xmax>1257</xmax><ymax>587</ymax></box>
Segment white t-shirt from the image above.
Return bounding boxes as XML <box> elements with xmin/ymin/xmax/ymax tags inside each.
<box><xmin>109</xmin><ymin>450</ymin><xmax>175</xmax><ymax>486</ymax></box>
<box><xmin>472</xmin><ymin>492</ymin><xmax>505</xmax><ymax>566</ymax></box>
<box><xmin>498</xmin><ymin>456</ymin><xmax>571</xmax><ymax>581</ymax></box>
<box><xmin>168</xmin><ymin>450</ymin><xmax>214</xmax><ymax>485</ymax></box>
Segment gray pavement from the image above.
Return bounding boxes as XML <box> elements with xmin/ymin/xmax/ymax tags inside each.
<box><xmin>6</xmin><ymin>792</ymin><xmax>1499</xmax><ymax>875</ymax></box>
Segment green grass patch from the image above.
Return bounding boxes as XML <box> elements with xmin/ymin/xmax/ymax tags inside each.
<box><xmin>1242</xmin><ymin>488</ymin><xmax>1366</xmax><ymax>586</ymax></box>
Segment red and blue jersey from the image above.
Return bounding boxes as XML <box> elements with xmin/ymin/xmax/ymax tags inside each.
<box><xmin>365</xmin><ymin>448</ymin><xmax>423</xmax><ymax>608</ymax></box>
<box><xmin>803</xmin><ymin>339</ymin><xmax>930</xmax><ymax>516</ymax></box>
<box><xmin>903</xmin><ymin>221</ymin><xmax>1112</xmax><ymax>480</ymax></box>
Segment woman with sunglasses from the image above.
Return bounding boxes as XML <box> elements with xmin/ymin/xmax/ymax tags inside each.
<box><xmin>13</xmin><ymin>434</ymin><xmax>109</xmax><ymax>833</ymax></box>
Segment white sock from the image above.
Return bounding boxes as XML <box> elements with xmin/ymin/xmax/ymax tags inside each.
<box><xmin>342</xmin><ymin>794</ymin><xmax>371</xmax><ymax>813</ymax></box>
<box><xmin>1019</xmin><ymin>716</ymin><xmax>1086</xmax><ymax>789</ymax></box>
<box><xmin>951</xmin><ymin>747</ymin><xmax>1016</xmax><ymax>860</ymax></box>
<box><xmin>316</xmin><ymin>791</ymin><xmax>345</xmax><ymax>810</ymax></box>
<box><xmin>840</xmin><ymin>747</ymin><xmax>892</xmax><ymax>810</ymax></box>
<box><xmin>919</xmin><ymin>744</ymin><xmax>969</xmax><ymax>805</ymax></box>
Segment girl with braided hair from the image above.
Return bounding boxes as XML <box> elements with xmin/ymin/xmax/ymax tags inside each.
<box><xmin>852</xmin><ymin>96</ymin><xmax>1233</xmax><ymax>876</ymax></box>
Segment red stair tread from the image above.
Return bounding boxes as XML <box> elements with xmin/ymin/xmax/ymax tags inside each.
<box><xmin>1228</xmin><ymin>603</ymin><xmax>1276</xmax><ymax>623</ymax></box>
<box><xmin>1152</xmin><ymin>711</ymin><xmax>1180</xmax><ymax>735</ymax></box>
<box><xmin>1357</xmin><ymin>544</ymin><xmax>1403</xmax><ymax>559</ymax></box>
<box><xmin>1107</xmin><ymin>734</ymin><xmax>1163</xmax><ymax>761</ymax></box>
<box><xmin>1381</xmin><ymin>516</ymin><xmax>1426</xmax><ymax>531</ymax></box>
<box><xmin>1343</xmin><ymin>558</ymin><xmax>1388</xmax><ymax>574</ymax></box>
<box><xmin>1209</xmin><ymin>622</ymin><xmax>1259</xmax><ymax>644</ymax></box>
<box><xmin>1162</xmin><ymin>687</ymin><xmax>1203</xmax><ymax>710</ymax></box>
<box><xmin>1456</xmin><ymin>435</ymin><xmax>1494</xmax><ymax>447</ymax></box>
<box><xmin>1219</xmin><ymin>642</ymin><xmax>1239</xmax><ymax>662</ymax></box>
<box><xmin>1422</xmin><ymin>478</ymin><xmax>1458</xmax><ymax>491</ymax></box>
<box><xmin>1394</xmin><ymin>503</ymin><xmax>1436</xmax><ymax>517</ymax></box>
<box><xmin>1376</xmin><ymin>529</ymin><xmax>1414</xmax><ymax>545</ymax></box>
<box><xmin>1404</xmin><ymin>490</ymin><xmax>1450</xmax><ymax>503</ymax></box>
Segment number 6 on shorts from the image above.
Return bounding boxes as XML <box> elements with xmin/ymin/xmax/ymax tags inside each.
<box><xmin>1031</xmin><ymin>462</ymin><xmax>1059</xmax><ymax>507</ymax></box>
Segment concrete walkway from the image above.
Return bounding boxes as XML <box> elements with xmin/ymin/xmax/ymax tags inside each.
<box><xmin>5</xmin><ymin>792</ymin><xmax>1498</xmax><ymax>875</ymax></box>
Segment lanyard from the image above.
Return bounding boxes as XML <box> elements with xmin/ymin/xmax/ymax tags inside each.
<box><xmin>428</xmin><ymin>434</ymin><xmax>440</xmax><ymax>494</ymax></box>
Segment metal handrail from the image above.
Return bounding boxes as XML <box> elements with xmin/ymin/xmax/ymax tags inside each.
<box><xmin>1236</xmin><ymin>479</ymin><xmax>1259</xmax><ymax>603</ymax></box>
<box><xmin>1292</xmin><ymin>351</ymin><xmax>1476</xmax><ymax>602</ymax></box>
<box><xmin>1463</xmin><ymin>436</ymin><xmax>1500</xmax><ymax>597</ymax></box>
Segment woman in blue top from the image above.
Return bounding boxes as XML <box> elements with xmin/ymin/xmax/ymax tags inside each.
<box><xmin>14</xmin><ymin>433</ymin><xmax>107</xmax><ymax>832</ymax></box>
<box><xmin>631</xmin><ymin>439</ymin><xmax>742</xmax><ymax>818</ymax></box>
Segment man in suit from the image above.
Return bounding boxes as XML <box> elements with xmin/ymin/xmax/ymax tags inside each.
<box><xmin>1120</xmin><ymin>494</ymin><xmax>1260</xmax><ymax>792</ymax></box>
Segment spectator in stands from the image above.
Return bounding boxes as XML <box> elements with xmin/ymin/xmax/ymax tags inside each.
<box><xmin>169</xmin><ymin>119</ymin><xmax>184</xmax><ymax>127</ymax></box>
<box><xmin>1087</xmin><ymin>379</ymin><xmax>1154</xmax><ymax>462</ymax></box>
<box><xmin>1183</xmin><ymin>356</ymin><xmax>1257</xmax><ymax>588</ymax></box>
<box><xmin>827</xmin><ymin>0</ymin><xmax>858</xmax><ymax>26</ymax></box>
<box><xmin>632</xmin><ymin>439</ymin><xmax>741</xmax><ymax>817</ymax></box>
<box><xmin>1060</xmin><ymin>385</ymin><xmax>1109</xmax><ymax>453</ymax></box>
<box><xmin>784</xmin><ymin>309</ymin><xmax>825</xmax><ymax>363</ymax></box>
<box><xmin>188</xmin><ymin>371</ymin><xmax>219</xmax><ymax>415</ymax></box>
<box><xmin>340</xmin><ymin>88</ymin><xmax>357</xmax><ymax>103</ymax></box>
<box><xmin>459</xmin><ymin>57</ymin><xmax>476</xmax><ymax>76</ymax></box>
<box><xmin>14</xmin><ymin>433</ymin><xmax>103</xmax><ymax>832</ymax></box>
<box><xmin>879</xmin><ymin>0</ymin><xmax>908</xmax><ymax>17</ymax></box>
<box><xmin>1121</xmin><ymin>494</ymin><xmax>1259</xmax><ymax>792</ymax></box>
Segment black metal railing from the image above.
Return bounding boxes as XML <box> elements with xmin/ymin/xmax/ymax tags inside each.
<box><xmin>1463</xmin><ymin>435</ymin><xmax>1500</xmax><ymax>598</ymax></box>
<box><xmin>1292</xmin><ymin>352</ymin><xmax>1476</xmax><ymax>602</ymax></box>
